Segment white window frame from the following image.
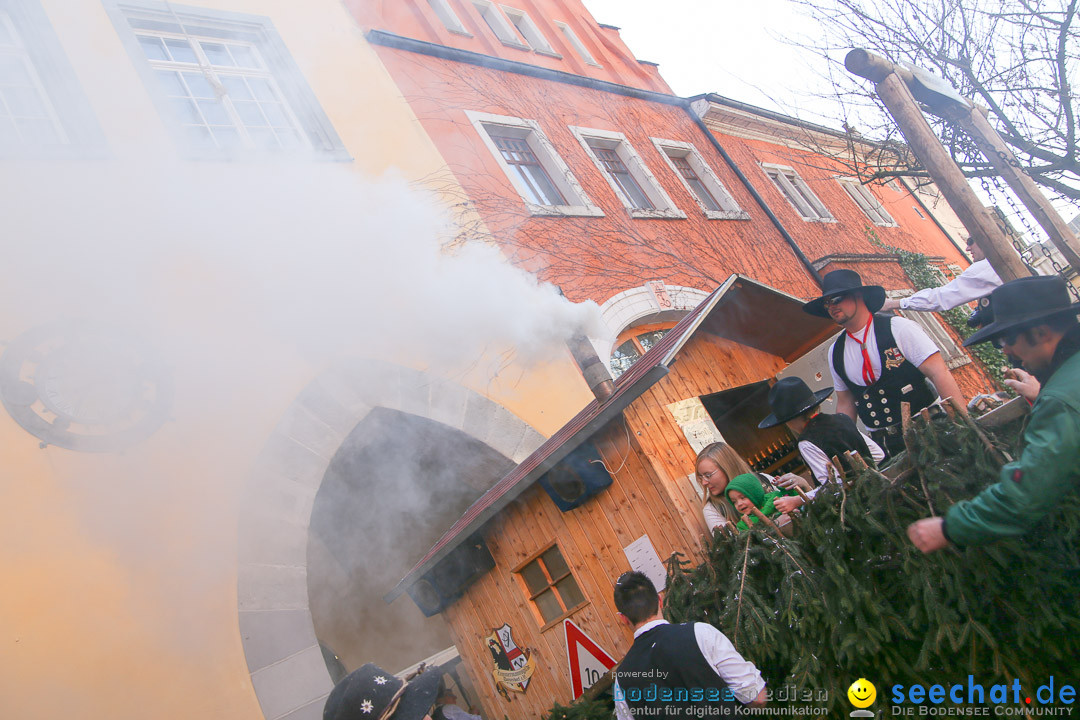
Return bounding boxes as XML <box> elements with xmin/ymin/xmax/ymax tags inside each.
<box><xmin>839</xmin><ymin>177</ymin><xmax>896</xmax><ymax>227</ymax></box>
<box><xmin>427</xmin><ymin>0</ymin><xmax>471</xmax><ymax>36</ymax></box>
<box><xmin>0</xmin><ymin>10</ymin><xmax>67</xmax><ymax>147</ymax></box>
<box><xmin>467</xmin><ymin>110</ymin><xmax>602</xmax><ymax>217</ymax></box>
<box><xmin>500</xmin><ymin>6</ymin><xmax>558</xmax><ymax>56</ymax></box>
<box><xmin>133</xmin><ymin>29</ymin><xmax>311</xmax><ymax>154</ymax></box>
<box><xmin>0</xmin><ymin>2</ymin><xmax>103</xmax><ymax>156</ymax></box>
<box><xmin>107</xmin><ymin>1</ymin><xmax>347</xmax><ymax>160</ymax></box>
<box><xmin>652</xmin><ymin>138</ymin><xmax>747</xmax><ymax>220</ymax></box>
<box><xmin>761</xmin><ymin>163</ymin><xmax>834</xmax><ymax>222</ymax></box>
<box><xmin>570</xmin><ymin>126</ymin><xmax>684</xmax><ymax>219</ymax></box>
<box><xmin>554</xmin><ymin>21</ymin><xmax>599</xmax><ymax>66</ymax></box>
<box><xmin>470</xmin><ymin>0</ymin><xmax>527</xmax><ymax>48</ymax></box>
<box><xmin>887</xmin><ymin>290</ymin><xmax>971</xmax><ymax>369</ymax></box>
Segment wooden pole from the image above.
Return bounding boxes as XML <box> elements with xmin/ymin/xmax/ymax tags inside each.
<box><xmin>946</xmin><ymin>105</ymin><xmax>1080</xmax><ymax>273</ymax></box>
<box><xmin>845</xmin><ymin>50</ymin><xmax>1030</xmax><ymax>282</ymax></box>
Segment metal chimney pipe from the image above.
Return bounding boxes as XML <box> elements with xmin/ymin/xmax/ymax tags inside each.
<box><xmin>566</xmin><ymin>333</ymin><xmax>615</xmax><ymax>404</ymax></box>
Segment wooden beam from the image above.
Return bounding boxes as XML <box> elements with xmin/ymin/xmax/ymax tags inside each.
<box><xmin>946</xmin><ymin>105</ymin><xmax>1080</xmax><ymax>273</ymax></box>
<box><xmin>851</xmin><ymin>67</ymin><xmax>1029</xmax><ymax>281</ymax></box>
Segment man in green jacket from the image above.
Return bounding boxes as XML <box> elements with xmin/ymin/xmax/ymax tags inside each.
<box><xmin>908</xmin><ymin>276</ymin><xmax>1080</xmax><ymax>552</ymax></box>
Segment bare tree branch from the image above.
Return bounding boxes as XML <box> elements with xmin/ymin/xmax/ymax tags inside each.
<box><xmin>785</xmin><ymin>0</ymin><xmax>1080</xmax><ymax>202</ymax></box>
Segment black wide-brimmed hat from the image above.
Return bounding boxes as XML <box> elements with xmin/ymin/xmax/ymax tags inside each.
<box><xmin>964</xmin><ymin>276</ymin><xmax>1080</xmax><ymax>347</ymax></box>
<box><xmin>802</xmin><ymin>269</ymin><xmax>886</xmax><ymax>318</ymax></box>
<box><xmin>324</xmin><ymin>663</ymin><xmax>443</xmax><ymax>720</ymax></box>
<box><xmin>758</xmin><ymin>376</ymin><xmax>834</xmax><ymax>429</ymax></box>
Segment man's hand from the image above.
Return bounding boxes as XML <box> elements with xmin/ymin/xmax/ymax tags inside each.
<box><xmin>1003</xmin><ymin>367</ymin><xmax>1041</xmax><ymax>402</ymax></box>
<box><xmin>880</xmin><ymin>297</ymin><xmax>902</xmax><ymax>312</ymax></box>
<box><xmin>774</xmin><ymin>472</ymin><xmax>812</xmax><ymax>491</ymax></box>
<box><xmin>918</xmin><ymin>353</ymin><xmax>966</xmax><ymax>413</ymax></box>
<box><xmin>747</xmin><ymin>687</ymin><xmax>768</xmax><ymax>708</ymax></box>
<box><xmin>773</xmin><ymin>495</ymin><xmax>804</xmax><ymax>514</ymax></box>
<box><xmin>907</xmin><ymin>517</ymin><xmax>950</xmax><ymax>554</ymax></box>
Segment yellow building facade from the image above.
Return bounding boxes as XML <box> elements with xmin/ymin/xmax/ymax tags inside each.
<box><xmin>0</xmin><ymin>2</ymin><xmax>594</xmax><ymax>718</ymax></box>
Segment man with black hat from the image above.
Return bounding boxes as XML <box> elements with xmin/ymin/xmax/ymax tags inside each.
<box><xmin>966</xmin><ymin>294</ymin><xmax>1042</xmax><ymax>404</ymax></box>
<box><xmin>759</xmin><ymin>376</ymin><xmax>885</xmax><ymax>514</ymax></box>
<box><xmin>804</xmin><ymin>269</ymin><xmax>966</xmax><ymax>458</ymax></box>
<box><xmin>324</xmin><ymin>662</ymin><xmax>444</xmax><ymax>720</ymax></box>
<box><xmin>908</xmin><ymin>276</ymin><xmax>1080</xmax><ymax>553</ymax></box>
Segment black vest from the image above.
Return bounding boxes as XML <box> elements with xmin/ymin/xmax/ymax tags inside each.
<box><xmin>831</xmin><ymin>314</ymin><xmax>935</xmax><ymax>431</ymax></box>
<box><xmin>616</xmin><ymin>623</ymin><xmax>741</xmax><ymax>717</ymax></box>
<box><xmin>798</xmin><ymin>412</ymin><xmax>873</xmax><ymax>481</ymax></box>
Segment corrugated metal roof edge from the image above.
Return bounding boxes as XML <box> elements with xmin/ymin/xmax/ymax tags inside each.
<box><xmin>384</xmin><ymin>278</ymin><xmax>739</xmax><ymax>603</ymax></box>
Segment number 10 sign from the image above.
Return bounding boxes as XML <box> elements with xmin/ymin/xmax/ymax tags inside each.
<box><xmin>563</xmin><ymin>618</ymin><xmax>617</xmax><ymax>699</ymax></box>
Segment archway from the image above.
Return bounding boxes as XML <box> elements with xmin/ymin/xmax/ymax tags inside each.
<box><xmin>237</xmin><ymin>359</ymin><xmax>544</xmax><ymax>720</ymax></box>
<box><xmin>307</xmin><ymin>406</ymin><xmax>515</xmax><ymax>674</ymax></box>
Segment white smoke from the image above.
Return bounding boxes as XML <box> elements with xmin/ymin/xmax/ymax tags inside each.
<box><xmin>1</xmin><ymin>161</ymin><xmax>601</xmax><ymax>372</ymax></box>
<box><xmin>0</xmin><ymin>156</ymin><xmax>603</xmax><ymax>717</ymax></box>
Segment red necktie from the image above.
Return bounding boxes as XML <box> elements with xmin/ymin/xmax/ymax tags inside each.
<box><xmin>847</xmin><ymin>317</ymin><xmax>876</xmax><ymax>385</ymax></box>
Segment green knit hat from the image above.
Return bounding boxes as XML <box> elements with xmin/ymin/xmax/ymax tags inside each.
<box><xmin>725</xmin><ymin>473</ymin><xmax>765</xmax><ymax>509</ymax></box>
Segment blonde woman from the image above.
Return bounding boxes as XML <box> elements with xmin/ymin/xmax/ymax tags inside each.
<box><xmin>695</xmin><ymin>442</ymin><xmax>754</xmax><ymax>532</ymax></box>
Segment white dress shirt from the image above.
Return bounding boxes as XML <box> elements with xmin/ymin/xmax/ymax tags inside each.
<box><xmin>613</xmin><ymin>619</ymin><xmax>765</xmax><ymax>720</ymax></box>
<box><xmin>828</xmin><ymin>316</ymin><xmax>940</xmax><ymax>392</ymax></box>
<box><xmin>898</xmin><ymin>259</ymin><xmax>1001</xmax><ymax>312</ymax></box>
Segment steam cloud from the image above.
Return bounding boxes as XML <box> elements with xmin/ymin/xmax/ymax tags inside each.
<box><xmin>1</xmin><ymin>161</ymin><xmax>601</xmax><ymax>370</ymax></box>
<box><xmin>0</xmin><ymin>158</ymin><xmax>602</xmax><ymax>717</ymax></box>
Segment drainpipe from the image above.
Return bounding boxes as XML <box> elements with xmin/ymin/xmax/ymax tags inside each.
<box><xmin>686</xmin><ymin>109</ymin><xmax>824</xmax><ymax>289</ymax></box>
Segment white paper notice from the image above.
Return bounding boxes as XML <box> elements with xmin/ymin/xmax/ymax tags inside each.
<box><xmin>623</xmin><ymin>535</ymin><xmax>667</xmax><ymax>592</ymax></box>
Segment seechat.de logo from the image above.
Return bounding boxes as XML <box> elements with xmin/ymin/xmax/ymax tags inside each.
<box><xmin>848</xmin><ymin>678</ymin><xmax>877</xmax><ymax>718</ymax></box>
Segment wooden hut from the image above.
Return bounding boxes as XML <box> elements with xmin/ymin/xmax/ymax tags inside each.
<box><xmin>386</xmin><ymin>276</ymin><xmax>838</xmax><ymax>718</ymax></box>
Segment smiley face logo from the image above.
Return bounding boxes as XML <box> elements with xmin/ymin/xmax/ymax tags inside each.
<box><xmin>847</xmin><ymin>678</ymin><xmax>876</xmax><ymax>708</ymax></box>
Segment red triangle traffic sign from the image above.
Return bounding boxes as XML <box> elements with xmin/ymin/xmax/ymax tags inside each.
<box><xmin>564</xmin><ymin>618</ymin><xmax>618</xmax><ymax>699</ymax></box>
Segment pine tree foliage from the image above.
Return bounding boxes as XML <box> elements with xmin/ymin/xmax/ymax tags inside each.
<box><xmin>662</xmin><ymin>414</ymin><xmax>1080</xmax><ymax>712</ymax></box>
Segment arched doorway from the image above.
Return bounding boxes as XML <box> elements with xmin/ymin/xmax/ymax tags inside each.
<box><xmin>237</xmin><ymin>359</ymin><xmax>545</xmax><ymax>720</ymax></box>
<box><xmin>307</xmin><ymin>406</ymin><xmax>515</xmax><ymax>674</ymax></box>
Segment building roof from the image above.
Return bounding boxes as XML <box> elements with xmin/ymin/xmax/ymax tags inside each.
<box><xmin>386</xmin><ymin>275</ymin><xmax>838</xmax><ymax>602</ymax></box>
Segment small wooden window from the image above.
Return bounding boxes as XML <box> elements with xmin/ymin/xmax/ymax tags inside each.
<box><xmin>588</xmin><ymin>142</ymin><xmax>654</xmax><ymax>210</ymax></box>
<box><xmin>517</xmin><ymin>544</ymin><xmax>586</xmax><ymax>625</ymax></box>
<box><xmin>839</xmin><ymin>178</ymin><xmax>896</xmax><ymax>227</ymax></box>
<box><xmin>762</xmin><ymin>164</ymin><xmax>834</xmax><ymax>222</ymax></box>
<box><xmin>555</xmin><ymin>21</ymin><xmax>599</xmax><ymax>66</ymax></box>
<box><xmin>427</xmin><ymin>0</ymin><xmax>470</xmax><ymax>35</ymax></box>
<box><xmin>489</xmin><ymin>130</ymin><xmax>566</xmax><ymax>206</ymax></box>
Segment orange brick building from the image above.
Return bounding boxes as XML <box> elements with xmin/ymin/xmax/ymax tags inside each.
<box><xmin>348</xmin><ymin>0</ymin><xmax>986</xmax><ymax>396</ymax></box>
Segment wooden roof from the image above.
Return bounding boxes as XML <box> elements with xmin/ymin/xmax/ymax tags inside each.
<box><xmin>385</xmin><ymin>275</ymin><xmax>836</xmax><ymax>602</ymax></box>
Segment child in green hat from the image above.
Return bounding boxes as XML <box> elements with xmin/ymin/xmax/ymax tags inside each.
<box><xmin>724</xmin><ymin>473</ymin><xmax>800</xmax><ymax>532</ymax></box>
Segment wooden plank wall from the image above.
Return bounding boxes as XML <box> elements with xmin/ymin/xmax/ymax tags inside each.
<box><xmin>443</xmin><ymin>333</ymin><xmax>788</xmax><ymax>719</ymax></box>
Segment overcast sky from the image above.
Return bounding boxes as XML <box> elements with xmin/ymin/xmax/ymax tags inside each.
<box><xmin>582</xmin><ymin>1</ymin><xmax>1079</xmax><ymax>223</ymax></box>
<box><xmin>582</xmin><ymin>0</ymin><xmax>844</xmax><ymax>127</ymax></box>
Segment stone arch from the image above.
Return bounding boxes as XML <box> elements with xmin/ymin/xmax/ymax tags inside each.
<box><xmin>594</xmin><ymin>284</ymin><xmax>710</xmax><ymax>364</ymax></box>
<box><xmin>236</xmin><ymin>359</ymin><xmax>545</xmax><ymax>720</ymax></box>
